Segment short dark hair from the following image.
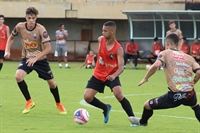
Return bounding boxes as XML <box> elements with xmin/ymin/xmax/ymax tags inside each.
<box><xmin>0</xmin><ymin>14</ymin><xmax>5</xmax><ymax>19</ymax></box>
<box><xmin>103</xmin><ymin>21</ymin><xmax>117</xmax><ymax>29</ymax></box>
<box><xmin>168</xmin><ymin>20</ymin><xmax>175</xmax><ymax>25</ymax></box>
<box><xmin>26</xmin><ymin>7</ymin><xmax>39</xmax><ymax>16</ymax></box>
<box><xmin>166</xmin><ymin>34</ymin><xmax>179</xmax><ymax>46</ymax></box>
<box><xmin>154</xmin><ymin>37</ymin><xmax>158</xmax><ymax>41</ymax></box>
<box><xmin>183</xmin><ymin>37</ymin><xmax>186</xmax><ymax>40</ymax></box>
<box><xmin>59</xmin><ymin>24</ymin><xmax>64</xmax><ymax>27</ymax></box>
<box><xmin>130</xmin><ymin>39</ymin><xmax>134</xmax><ymax>42</ymax></box>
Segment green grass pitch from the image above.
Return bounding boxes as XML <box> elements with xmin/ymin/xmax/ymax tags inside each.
<box><xmin>0</xmin><ymin>61</ymin><xmax>200</xmax><ymax>133</ymax></box>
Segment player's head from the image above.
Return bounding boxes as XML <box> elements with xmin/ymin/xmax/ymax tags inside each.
<box><xmin>194</xmin><ymin>38</ymin><xmax>199</xmax><ymax>44</ymax></box>
<box><xmin>0</xmin><ymin>14</ymin><xmax>5</xmax><ymax>25</ymax></box>
<box><xmin>89</xmin><ymin>50</ymin><xmax>94</xmax><ymax>55</ymax></box>
<box><xmin>25</xmin><ymin>7</ymin><xmax>39</xmax><ymax>26</ymax></box>
<box><xmin>59</xmin><ymin>24</ymin><xmax>64</xmax><ymax>30</ymax></box>
<box><xmin>154</xmin><ymin>37</ymin><xmax>159</xmax><ymax>42</ymax></box>
<box><xmin>165</xmin><ymin>34</ymin><xmax>179</xmax><ymax>48</ymax></box>
<box><xmin>183</xmin><ymin>37</ymin><xmax>187</xmax><ymax>44</ymax></box>
<box><xmin>130</xmin><ymin>39</ymin><xmax>134</xmax><ymax>44</ymax></box>
<box><xmin>168</xmin><ymin>20</ymin><xmax>176</xmax><ymax>29</ymax></box>
<box><xmin>102</xmin><ymin>21</ymin><xmax>116</xmax><ymax>39</ymax></box>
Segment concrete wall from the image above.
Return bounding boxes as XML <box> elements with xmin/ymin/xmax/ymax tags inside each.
<box><xmin>0</xmin><ymin>1</ymin><xmax>185</xmax><ymax>19</ymax></box>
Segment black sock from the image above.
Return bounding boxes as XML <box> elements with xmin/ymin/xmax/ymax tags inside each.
<box><xmin>148</xmin><ymin>58</ymin><xmax>153</xmax><ymax>64</ymax></box>
<box><xmin>120</xmin><ymin>97</ymin><xmax>134</xmax><ymax>117</ymax></box>
<box><xmin>0</xmin><ymin>63</ymin><xmax>3</xmax><ymax>71</ymax></box>
<box><xmin>17</xmin><ymin>80</ymin><xmax>31</xmax><ymax>101</ymax></box>
<box><xmin>140</xmin><ymin>107</ymin><xmax>153</xmax><ymax>124</ymax></box>
<box><xmin>89</xmin><ymin>97</ymin><xmax>107</xmax><ymax>112</ymax></box>
<box><xmin>50</xmin><ymin>86</ymin><xmax>60</xmax><ymax>103</ymax></box>
<box><xmin>192</xmin><ymin>105</ymin><xmax>200</xmax><ymax>122</ymax></box>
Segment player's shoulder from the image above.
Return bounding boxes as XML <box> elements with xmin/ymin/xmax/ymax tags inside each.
<box><xmin>36</xmin><ymin>23</ymin><xmax>45</xmax><ymax>29</ymax></box>
<box><xmin>98</xmin><ymin>36</ymin><xmax>104</xmax><ymax>42</ymax></box>
<box><xmin>16</xmin><ymin>22</ymin><xmax>25</xmax><ymax>28</ymax></box>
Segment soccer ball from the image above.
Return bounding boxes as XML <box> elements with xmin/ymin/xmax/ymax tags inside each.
<box><xmin>74</xmin><ymin>108</ymin><xmax>90</xmax><ymax>125</ymax></box>
<box><xmin>146</xmin><ymin>64</ymin><xmax>151</xmax><ymax>70</ymax></box>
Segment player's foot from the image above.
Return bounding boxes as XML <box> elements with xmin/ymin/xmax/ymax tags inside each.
<box><xmin>129</xmin><ymin>116</ymin><xmax>148</xmax><ymax>126</ymax></box>
<box><xmin>22</xmin><ymin>99</ymin><xmax>35</xmax><ymax>114</ymax></box>
<box><xmin>103</xmin><ymin>104</ymin><xmax>112</xmax><ymax>123</ymax></box>
<box><xmin>56</xmin><ymin>103</ymin><xmax>67</xmax><ymax>114</ymax></box>
<box><xmin>0</xmin><ymin>104</ymin><xmax>2</xmax><ymax>107</ymax></box>
<box><xmin>66</xmin><ymin>66</ymin><xmax>71</xmax><ymax>69</ymax></box>
<box><xmin>134</xmin><ymin>66</ymin><xmax>137</xmax><ymax>70</ymax></box>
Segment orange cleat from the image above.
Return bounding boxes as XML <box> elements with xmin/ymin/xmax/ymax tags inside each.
<box><xmin>22</xmin><ymin>99</ymin><xmax>35</xmax><ymax>114</ymax></box>
<box><xmin>56</xmin><ymin>103</ymin><xmax>67</xmax><ymax>114</ymax></box>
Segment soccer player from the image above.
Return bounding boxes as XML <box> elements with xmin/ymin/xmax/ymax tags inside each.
<box><xmin>54</xmin><ymin>24</ymin><xmax>70</xmax><ymax>68</ymax></box>
<box><xmin>124</xmin><ymin>39</ymin><xmax>139</xmax><ymax>69</ymax></box>
<box><xmin>4</xmin><ymin>7</ymin><xmax>67</xmax><ymax>114</ymax></box>
<box><xmin>84</xmin><ymin>21</ymin><xmax>136</xmax><ymax>124</ymax></box>
<box><xmin>181</xmin><ymin>37</ymin><xmax>190</xmax><ymax>54</ymax></box>
<box><xmin>147</xmin><ymin>37</ymin><xmax>164</xmax><ymax>65</ymax></box>
<box><xmin>0</xmin><ymin>14</ymin><xmax>10</xmax><ymax>71</ymax></box>
<box><xmin>79</xmin><ymin>50</ymin><xmax>96</xmax><ymax>69</ymax></box>
<box><xmin>166</xmin><ymin>20</ymin><xmax>183</xmax><ymax>50</ymax></box>
<box><xmin>190</xmin><ymin>38</ymin><xmax>200</xmax><ymax>63</ymax></box>
<box><xmin>130</xmin><ymin>34</ymin><xmax>200</xmax><ymax>126</ymax></box>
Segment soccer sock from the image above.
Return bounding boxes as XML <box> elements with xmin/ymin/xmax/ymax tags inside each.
<box><xmin>140</xmin><ymin>107</ymin><xmax>153</xmax><ymax>124</ymax></box>
<box><xmin>89</xmin><ymin>97</ymin><xmax>107</xmax><ymax>111</ymax></box>
<box><xmin>50</xmin><ymin>86</ymin><xmax>60</xmax><ymax>103</ymax></box>
<box><xmin>0</xmin><ymin>63</ymin><xmax>3</xmax><ymax>71</ymax></box>
<box><xmin>148</xmin><ymin>58</ymin><xmax>153</xmax><ymax>64</ymax></box>
<box><xmin>120</xmin><ymin>97</ymin><xmax>134</xmax><ymax>117</ymax></box>
<box><xmin>192</xmin><ymin>105</ymin><xmax>200</xmax><ymax>122</ymax></box>
<box><xmin>17</xmin><ymin>80</ymin><xmax>31</xmax><ymax>101</ymax></box>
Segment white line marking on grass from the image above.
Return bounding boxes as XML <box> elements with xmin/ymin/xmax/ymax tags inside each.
<box><xmin>80</xmin><ymin>94</ymin><xmax>196</xmax><ymax>121</ymax></box>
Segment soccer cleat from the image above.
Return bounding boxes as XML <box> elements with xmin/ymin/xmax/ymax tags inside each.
<box><xmin>56</xmin><ymin>103</ymin><xmax>67</xmax><ymax>114</ymax></box>
<box><xmin>66</xmin><ymin>66</ymin><xmax>71</xmax><ymax>69</ymax></box>
<box><xmin>129</xmin><ymin>116</ymin><xmax>148</xmax><ymax>127</ymax></box>
<box><xmin>22</xmin><ymin>99</ymin><xmax>35</xmax><ymax>114</ymax></box>
<box><xmin>103</xmin><ymin>104</ymin><xmax>112</xmax><ymax>123</ymax></box>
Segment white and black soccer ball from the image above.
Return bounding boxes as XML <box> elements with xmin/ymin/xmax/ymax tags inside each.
<box><xmin>145</xmin><ymin>64</ymin><xmax>151</xmax><ymax>70</ymax></box>
<box><xmin>74</xmin><ymin>108</ymin><xmax>90</xmax><ymax>125</ymax></box>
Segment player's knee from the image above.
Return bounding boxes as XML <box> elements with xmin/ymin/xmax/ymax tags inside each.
<box><xmin>47</xmin><ymin>80</ymin><xmax>56</xmax><ymax>88</ymax></box>
<box><xmin>144</xmin><ymin>100</ymin><xmax>151</xmax><ymax>110</ymax></box>
<box><xmin>15</xmin><ymin>74</ymin><xmax>23</xmax><ymax>82</ymax></box>
<box><xmin>84</xmin><ymin>93</ymin><xmax>93</xmax><ymax>103</ymax></box>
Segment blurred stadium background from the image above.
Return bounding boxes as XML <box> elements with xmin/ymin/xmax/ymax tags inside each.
<box><xmin>0</xmin><ymin>0</ymin><xmax>199</xmax><ymax>61</ymax></box>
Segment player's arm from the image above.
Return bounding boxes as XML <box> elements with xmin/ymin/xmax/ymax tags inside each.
<box><xmin>6</xmin><ymin>25</ymin><xmax>10</xmax><ymax>38</ymax></box>
<box><xmin>178</xmin><ymin>30</ymin><xmax>183</xmax><ymax>50</ymax></box>
<box><xmin>192</xmin><ymin>62</ymin><xmax>200</xmax><ymax>84</ymax></box>
<box><xmin>63</xmin><ymin>30</ymin><xmax>68</xmax><ymax>39</ymax></box>
<box><xmin>111</xmin><ymin>47</ymin><xmax>124</xmax><ymax>78</ymax></box>
<box><xmin>138</xmin><ymin>56</ymin><xmax>163</xmax><ymax>86</ymax></box>
<box><xmin>80</xmin><ymin>55</ymin><xmax>87</xmax><ymax>68</ymax></box>
<box><xmin>4</xmin><ymin>25</ymin><xmax>18</xmax><ymax>59</ymax></box>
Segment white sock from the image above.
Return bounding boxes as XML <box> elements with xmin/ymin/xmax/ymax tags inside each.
<box><xmin>65</xmin><ymin>63</ymin><xmax>69</xmax><ymax>67</ymax></box>
<box><xmin>59</xmin><ymin>63</ymin><xmax>62</xmax><ymax>67</ymax></box>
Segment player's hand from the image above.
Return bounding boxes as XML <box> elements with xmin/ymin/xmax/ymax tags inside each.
<box><xmin>26</xmin><ymin>58</ymin><xmax>37</xmax><ymax>67</ymax></box>
<box><xmin>138</xmin><ymin>78</ymin><xmax>148</xmax><ymax>86</ymax></box>
<box><xmin>4</xmin><ymin>52</ymin><xmax>11</xmax><ymax>59</ymax></box>
<box><xmin>106</xmin><ymin>75</ymin><xmax>115</xmax><ymax>81</ymax></box>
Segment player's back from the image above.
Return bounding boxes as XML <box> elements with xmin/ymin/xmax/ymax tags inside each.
<box><xmin>160</xmin><ymin>49</ymin><xmax>196</xmax><ymax>92</ymax></box>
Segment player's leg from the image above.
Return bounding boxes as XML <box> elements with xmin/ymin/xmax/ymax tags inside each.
<box><xmin>57</xmin><ymin>45</ymin><xmax>62</xmax><ymax>68</ymax></box>
<box><xmin>16</xmin><ymin>58</ymin><xmax>34</xmax><ymax>114</ymax></box>
<box><xmin>109</xmin><ymin>77</ymin><xmax>135</xmax><ymax>123</ymax></box>
<box><xmin>35</xmin><ymin>58</ymin><xmax>66</xmax><ymax>114</ymax></box>
<box><xmin>0</xmin><ymin>50</ymin><xmax>5</xmax><ymax>71</ymax></box>
<box><xmin>84</xmin><ymin>76</ymin><xmax>109</xmax><ymax>123</ymax></box>
<box><xmin>47</xmin><ymin>79</ymin><xmax>66</xmax><ymax>114</ymax></box>
<box><xmin>183</xmin><ymin>90</ymin><xmax>200</xmax><ymax>122</ymax></box>
<box><xmin>133</xmin><ymin>55</ymin><xmax>138</xmax><ymax>69</ymax></box>
<box><xmin>62</xmin><ymin>45</ymin><xmax>70</xmax><ymax>68</ymax></box>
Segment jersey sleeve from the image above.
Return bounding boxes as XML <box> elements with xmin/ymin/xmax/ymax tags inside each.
<box><xmin>11</xmin><ymin>23</ymin><xmax>20</xmax><ymax>36</ymax></box>
<box><xmin>192</xmin><ymin>60</ymin><xmax>200</xmax><ymax>73</ymax></box>
<box><xmin>157</xmin><ymin>51</ymin><xmax>166</xmax><ymax>67</ymax></box>
<box><xmin>40</xmin><ymin>26</ymin><xmax>51</xmax><ymax>44</ymax></box>
<box><xmin>64</xmin><ymin>30</ymin><xmax>68</xmax><ymax>35</ymax></box>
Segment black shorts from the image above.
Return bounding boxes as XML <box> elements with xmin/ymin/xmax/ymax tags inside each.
<box><xmin>18</xmin><ymin>58</ymin><xmax>54</xmax><ymax>80</ymax></box>
<box><xmin>0</xmin><ymin>50</ymin><xmax>5</xmax><ymax>59</ymax></box>
<box><xmin>149</xmin><ymin>88</ymin><xmax>197</xmax><ymax>110</ymax></box>
<box><xmin>86</xmin><ymin>76</ymin><xmax>121</xmax><ymax>93</ymax></box>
